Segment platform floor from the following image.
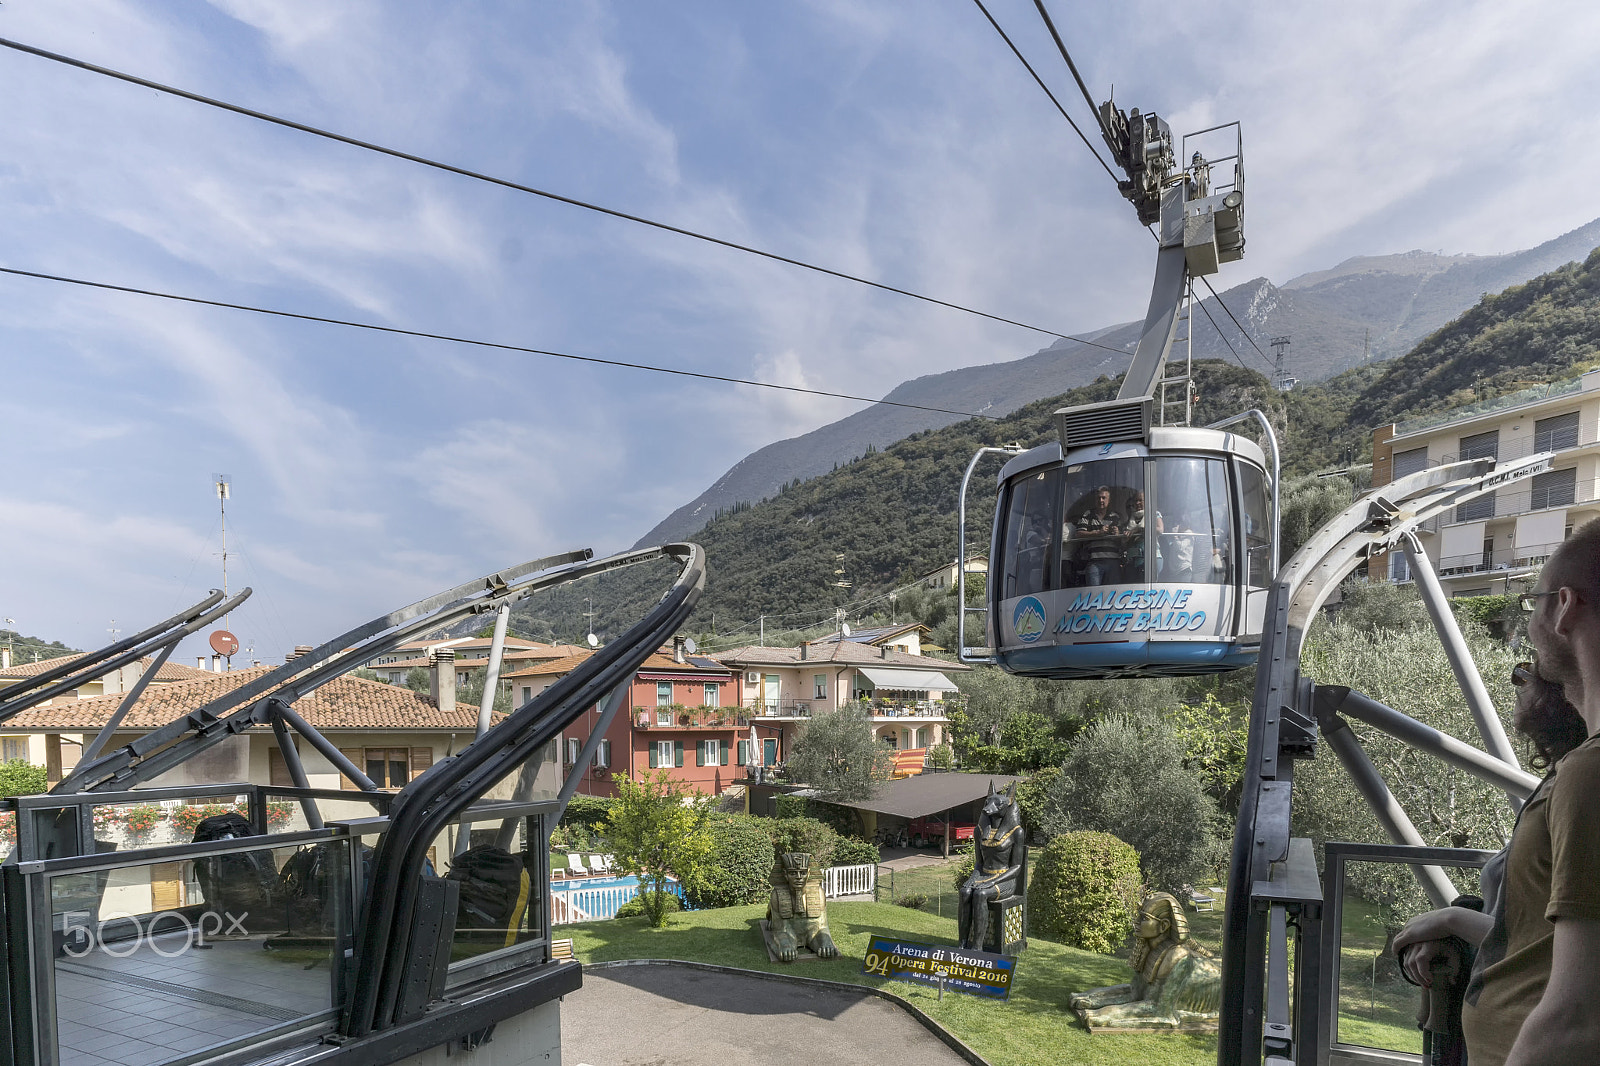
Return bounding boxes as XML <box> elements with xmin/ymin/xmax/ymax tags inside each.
<box><xmin>52</xmin><ymin>933</ymin><xmax>330</xmax><ymax>1066</ymax></box>
<box><xmin>564</xmin><ymin>962</ymin><xmax>971</xmax><ymax>1066</ymax></box>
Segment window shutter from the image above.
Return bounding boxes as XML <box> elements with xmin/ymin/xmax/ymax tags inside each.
<box><xmin>649</xmin><ymin>744</ymin><xmax>658</xmax><ymax>769</ymax></box>
<box><xmin>269</xmin><ymin>750</ymin><xmax>292</xmax><ymax>787</ymax></box>
<box><xmin>720</xmin><ymin>741</ymin><xmax>728</xmax><ymax>766</ymax></box>
<box><xmin>410</xmin><ymin>747</ymin><xmax>434</xmax><ymax>778</ymax></box>
<box><xmin>737</xmin><ymin>740</ymin><xmax>748</xmax><ymax>766</ymax></box>
<box><xmin>339</xmin><ymin>748</ymin><xmax>362</xmax><ymax>790</ymax></box>
<box><xmin>696</xmin><ymin>741</ymin><xmax>705</xmax><ymax>766</ymax></box>
<box><xmin>674</xmin><ymin>741</ymin><xmax>684</xmax><ymax>768</ymax></box>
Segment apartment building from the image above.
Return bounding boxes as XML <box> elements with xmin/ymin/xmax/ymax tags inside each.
<box><xmin>1370</xmin><ymin>369</ymin><xmax>1600</xmax><ymax>594</ymax></box>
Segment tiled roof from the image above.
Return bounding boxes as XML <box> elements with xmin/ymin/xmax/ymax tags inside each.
<box><xmin>0</xmin><ymin>652</ymin><xmax>88</xmax><ymax>679</ymax></box>
<box><xmin>368</xmin><ymin>656</ymin><xmax>490</xmax><ymax>672</ymax></box>
<box><xmin>5</xmin><ymin>666</ymin><xmax>491</xmax><ymax>732</ymax></box>
<box><xmin>713</xmin><ymin>643</ymin><xmax>970</xmax><ymax>671</ymax></box>
<box><xmin>500</xmin><ymin>650</ymin><xmax>732</xmax><ymax>681</ymax></box>
<box><xmin>502</xmin><ymin>653</ymin><xmax>593</xmax><ymax>680</ymax></box>
<box><xmin>151</xmin><ymin>660</ymin><xmax>217</xmax><ymax>681</ymax></box>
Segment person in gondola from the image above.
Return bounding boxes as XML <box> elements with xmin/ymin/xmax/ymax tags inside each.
<box><xmin>1123</xmin><ymin>490</ymin><xmax>1162</xmax><ymax>583</ymax></box>
<box><xmin>1073</xmin><ymin>485</ymin><xmax>1125</xmax><ymax>586</ymax></box>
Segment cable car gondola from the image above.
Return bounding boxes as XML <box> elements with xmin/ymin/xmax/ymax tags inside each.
<box><xmin>959</xmin><ymin>111</ymin><xmax>1278</xmax><ymax>679</ymax></box>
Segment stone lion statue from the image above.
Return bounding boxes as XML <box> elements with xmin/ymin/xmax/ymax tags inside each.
<box><xmin>764</xmin><ymin>852</ymin><xmax>838</xmax><ymax>963</ymax></box>
<box><xmin>1068</xmin><ymin>891</ymin><xmax>1221</xmax><ymax>1032</ymax></box>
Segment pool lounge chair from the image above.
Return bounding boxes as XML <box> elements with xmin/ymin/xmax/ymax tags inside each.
<box><xmin>588</xmin><ymin>854</ymin><xmax>609</xmax><ymax>874</ymax></box>
<box><xmin>567</xmin><ymin>853</ymin><xmax>589</xmax><ymax>877</ymax></box>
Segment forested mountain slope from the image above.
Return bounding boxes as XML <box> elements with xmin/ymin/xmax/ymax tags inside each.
<box><xmin>522</xmin><ymin>246</ymin><xmax>1600</xmax><ymax>644</ymax></box>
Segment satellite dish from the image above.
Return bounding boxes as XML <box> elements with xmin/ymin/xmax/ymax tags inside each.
<box><xmin>841</xmin><ymin>624</ymin><xmax>852</xmax><ymax>637</ymax></box>
<box><xmin>209</xmin><ymin>630</ymin><xmax>240</xmax><ymax>656</ymax></box>
<box><xmin>586</xmin><ymin>633</ymin><xmax>599</xmax><ymax>649</ymax></box>
<box><xmin>684</xmin><ymin>637</ymin><xmax>698</xmax><ymax>655</ymax></box>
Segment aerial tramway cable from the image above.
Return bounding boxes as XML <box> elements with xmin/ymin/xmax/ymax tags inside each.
<box><xmin>0</xmin><ymin>35</ymin><xmax>1133</xmax><ymax>358</ymax></box>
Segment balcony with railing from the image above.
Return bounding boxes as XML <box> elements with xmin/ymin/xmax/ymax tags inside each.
<box><xmin>1393</xmin><ymin>375</ymin><xmax>1589</xmax><ymax>438</ymax></box>
<box><xmin>632</xmin><ymin>704</ymin><xmax>752</xmax><ymax>729</ymax></box>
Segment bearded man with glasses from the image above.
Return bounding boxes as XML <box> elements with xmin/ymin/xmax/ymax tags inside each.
<box><xmin>1394</xmin><ymin>522</ymin><xmax>1600</xmax><ymax>1065</ymax></box>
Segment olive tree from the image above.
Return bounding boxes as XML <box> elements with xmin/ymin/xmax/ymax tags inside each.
<box><xmin>785</xmin><ymin>702</ymin><xmax>894</xmax><ymax>802</ymax></box>
<box><xmin>1294</xmin><ymin>611</ymin><xmax>1522</xmax><ymax>933</ymax></box>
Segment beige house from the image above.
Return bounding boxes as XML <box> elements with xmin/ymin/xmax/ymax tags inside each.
<box><xmin>0</xmin><ymin>652</ymin><xmax>213</xmax><ymax>771</ymax></box>
<box><xmin>1370</xmin><ymin>369</ymin><xmax>1600</xmax><ymax>595</ymax></box>
<box><xmin>714</xmin><ymin>640</ymin><xmax>970</xmax><ymax>753</ymax></box>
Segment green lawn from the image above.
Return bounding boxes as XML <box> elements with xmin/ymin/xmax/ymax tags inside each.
<box><xmin>566</xmin><ymin>887</ymin><xmax>1219</xmax><ymax>1066</ymax></box>
<box><xmin>1333</xmin><ymin>896</ymin><xmax>1424</xmax><ymax>1056</ymax></box>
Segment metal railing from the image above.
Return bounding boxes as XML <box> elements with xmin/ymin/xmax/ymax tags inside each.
<box><xmin>1</xmin><ymin>795</ymin><xmax>560</xmax><ymax>1066</ymax></box>
<box><xmin>821</xmin><ymin>863</ymin><xmax>876</xmax><ymax>898</ymax></box>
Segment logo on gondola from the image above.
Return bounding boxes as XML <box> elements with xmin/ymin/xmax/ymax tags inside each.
<box><xmin>1098</xmin><ymin>443</ymin><xmax>1114</xmax><ymax>455</ymax></box>
<box><xmin>1013</xmin><ymin>597</ymin><xmax>1047</xmax><ymax>643</ymax></box>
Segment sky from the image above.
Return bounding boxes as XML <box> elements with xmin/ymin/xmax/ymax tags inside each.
<box><xmin>2</xmin><ymin>0</ymin><xmax>1598</xmax><ymax>663</ymax></box>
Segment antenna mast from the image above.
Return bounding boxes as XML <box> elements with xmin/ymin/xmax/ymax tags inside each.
<box><xmin>214</xmin><ymin>474</ymin><xmax>232</xmax><ymax>628</ymax></box>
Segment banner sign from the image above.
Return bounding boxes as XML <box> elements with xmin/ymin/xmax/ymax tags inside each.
<box><xmin>1001</xmin><ymin>584</ymin><xmax>1233</xmax><ymax>645</ymax></box>
<box><xmin>861</xmin><ymin>934</ymin><xmax>1016</xmax><ymax>1000</ymax></box>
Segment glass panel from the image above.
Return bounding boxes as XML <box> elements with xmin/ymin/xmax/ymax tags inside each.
<box><xmin>366</xmin><ymin>755</ymin><xmax>388</xmax><ymax>788</ymax></box>
<box><xmin>1152</xmin><ymin>457</ymin><xmax>1233</xmax><ymax>584</ymax></box>
<box><xmin>440</xmin><ymin>814</ymin><xmax>543</xmax><ymax>970</ymax></box>
<box><xmin>1000</xmin><ymin>468</ymin><xmax>1064</xmax><ymax>598</ymax></box>
<box><xmin>1239</xmin><ymin>463</ymin><xmax>1273</xmax><ymax>589</ymax></box>
<box><xmin>1048</xmin><ymin>458</ymin><xmax>1146</xmax><ymax>588</ymax></box>
<box><xmin>1333</xmin><ymin>860</ymin><xmax>1479</xmax><ymax>1055</ymax></box>
<box><xmin>49</xmin><ymin>838</ymin><xmax>347</xmax><ymax>1066</ymax></box>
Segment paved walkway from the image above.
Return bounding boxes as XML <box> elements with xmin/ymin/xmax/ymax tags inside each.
<box><xmin>563</xmin><ymin>962</ymin><xmax>972</xmax><ymax>1066</ymax></box>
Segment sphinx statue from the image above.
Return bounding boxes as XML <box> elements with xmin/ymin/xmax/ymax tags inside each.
<box><xmin>763</xmin><ymin>852</ymin><xmax>838</xmax><ymax>963</ymax></box>
<box><xmin>957</xmin><ymin>780</ymin><xmax>1026</xmax><ymax>951</ymax></box>
<box><xmin>1068</xmin><ymin>891</ymin><xmax>1222</xmax><ymax>1032</ymax></box>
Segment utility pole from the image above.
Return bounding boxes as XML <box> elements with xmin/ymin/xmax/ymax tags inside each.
<box><xmin>759</xmin><ymin>615</ymin><xmax>765</xmax><ymax>647</ymax></box>
<box><xmin>583</xmin><ymin>598</ymin><xmax>597</xmax><ymax>645</ymax></box>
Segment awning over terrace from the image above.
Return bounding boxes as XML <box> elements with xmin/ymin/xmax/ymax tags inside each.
<box><xmin>857</xmin><ymin>667</ymin><xmax>960</xmax><ymax>693</ymax></box>
<box><xmin>804</xmin><ymin>772</ymin><xmax>1022</xmax><ymax>821</ymax></box>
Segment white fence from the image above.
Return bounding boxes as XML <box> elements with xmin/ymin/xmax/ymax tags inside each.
<box><xmin>822</xmin><ymin>863</ymin><xmax>876</xmax><ymax>898</ymax></box>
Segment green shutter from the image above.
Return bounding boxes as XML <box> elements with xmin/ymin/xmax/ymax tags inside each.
<box><xmin>736</xmin><ymin>740</ymin><xmax>747</xmax><ymax>765</ymax></box>
<box><xmin>649</xmin><ymin>744</ymin><xmax>658</xmax><ymax>768</ymax></box>
<box><xmin>674</xmin><ymin>741</ymin><xmax>684</xmax><ymax>768</ymax></box>
<box><xmin>719</xmin><ymin>741</ymin><xmax>728</xmax><ymax>766</ymax></box>
<box><xmin>696</xmin><ymin>741</ymin><xmax>705</xmax><ymax>767</ymax></box>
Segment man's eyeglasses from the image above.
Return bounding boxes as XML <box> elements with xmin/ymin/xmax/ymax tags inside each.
<box><xmin>1512</xmin><ymin>661</ymin><xmax>1539</xmax><ymax>687</ymax></box>
<box><xmin>1520</xmin><ymin>590</ymin><xmax>1560</xmax><ymax>612</ymax></box>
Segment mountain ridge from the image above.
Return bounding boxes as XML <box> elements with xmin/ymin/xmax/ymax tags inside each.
<box><xmin>634</xmin><ymin>217</ymin><xmax>1600</xmax><ymax>548</ymax></box>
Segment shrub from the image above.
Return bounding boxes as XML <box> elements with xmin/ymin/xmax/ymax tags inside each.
<box><xmin>896</xmin><ymin>893</ymin><xmax>930</xmax><ymax>909</ymax></box>
<box><xmin>122</xmin><ymin>804</ymin><xmax>166</xmax><ymax>835</ymax></box>
<box><xmin>616</xmin><ymin>892</ymin><xmax>682</xmax><ymax>920</ymax></box>
<box><xmin>687</xmin><ymin>814</ymin><xmax>776</xmax><ymax>909</ymax></box>
<box><xmin>772</xmin><ymin>794</ymin><xmax>808</xmax><ymax>819</ymax></box>
<box><xmin>1029</xmin><ymin>831</ymin><xmax>1141</xmax><ymax>954</ymax></box>
<box><xmin>927</xmin><ymin>743</ymin><xmax>955</xmax><ymax>770</ymax></box>
<box><xmin>771</xmin><ymin>816</ymin><xmax>838</xmax><ymax>869</ymax></box>
<box><xmin>951</xmin><ymin>853</ymin><xmax>976</xmax><ymax>891</ymax></box>
<box><xmin>1015</xmin><ymin>767</ymin><xmax>1060</xmax><ymax>840</ymax></box>
<box><xmin>561</xmin><ymin>795</ymin><xmax>615</xmax><ymax>835</ymax></box>
<box><xmin>830</xmin><ymin>836</ymin><xmax>880</xmax><ymax>868</ymax></box>
<box><xmin>0</xmin><ymin>759</ymin><xmax>46</xmax><ymax>798</ymax></box>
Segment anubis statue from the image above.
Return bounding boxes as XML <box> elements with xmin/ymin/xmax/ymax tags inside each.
<box><xmin>957</xmin><ymin>780</ymin><xmax>1025</xmax><ymax>950</ymax></box>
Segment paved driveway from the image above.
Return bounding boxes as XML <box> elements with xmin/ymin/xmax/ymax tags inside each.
<box><xmin>563</xmin><ymin>961</ymin><xmax>973</xmax><ymax>1066</ymax></box>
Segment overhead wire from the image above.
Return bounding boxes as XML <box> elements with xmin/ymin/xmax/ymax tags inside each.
<box><xmin>1030</xmin><ymin>0</ymin><xmax>1113</xmax><ymax>144</ymax></box>
<box><xmin>969</xmin><ymin>0</ymin><xmax>1117</xmax><ymax>181</ymax></box>
<box><xmin>0</xmin><ymin>265</ymin><xmax>994</xmax><ymax>419</ymax></box>
<box><xmin>0</xmin><ymin>35</ymin><xmax>1137</xmax><ymax>360</ymax></box>
<box><xmin>1197</xmin><ymin>274</ymin><xmax>1278</xmax><ymax>372</ymax></box>
<box><xmin>1191</xmin><ymin>294</ymin><xmax>1250</xmax><ymax>371</ymax></box>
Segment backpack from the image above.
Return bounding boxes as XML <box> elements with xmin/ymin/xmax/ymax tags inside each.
<box><xmin>446</xmin><ymin>845</ymin><xmax>531</xmax><ymax>947</ymax></box>
<box><xmin>191</xmin><ymin>812</ymin><xmax>278</xmax><ymax>924</ymax></box>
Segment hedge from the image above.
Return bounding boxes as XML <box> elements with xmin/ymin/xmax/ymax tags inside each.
<box><xmin>687</xmin><ymin>813</ymin><xmax>777</xmax><ymax>909</ymax></box>
<box><xmin>1028</xmin><ymin>830</ymin><xmax>1142</xmax><ymax>954</ymax></box>
<box><xmin>561</xmin><ymin>795</ymin><xmax>616</xmax><ymax>834</ymax></box>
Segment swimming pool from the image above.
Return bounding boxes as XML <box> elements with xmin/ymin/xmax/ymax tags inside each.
<box><xmin>549</xmin><ymin>873</ymin><xmax>687</xmax><ymax>922</ymax></box>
